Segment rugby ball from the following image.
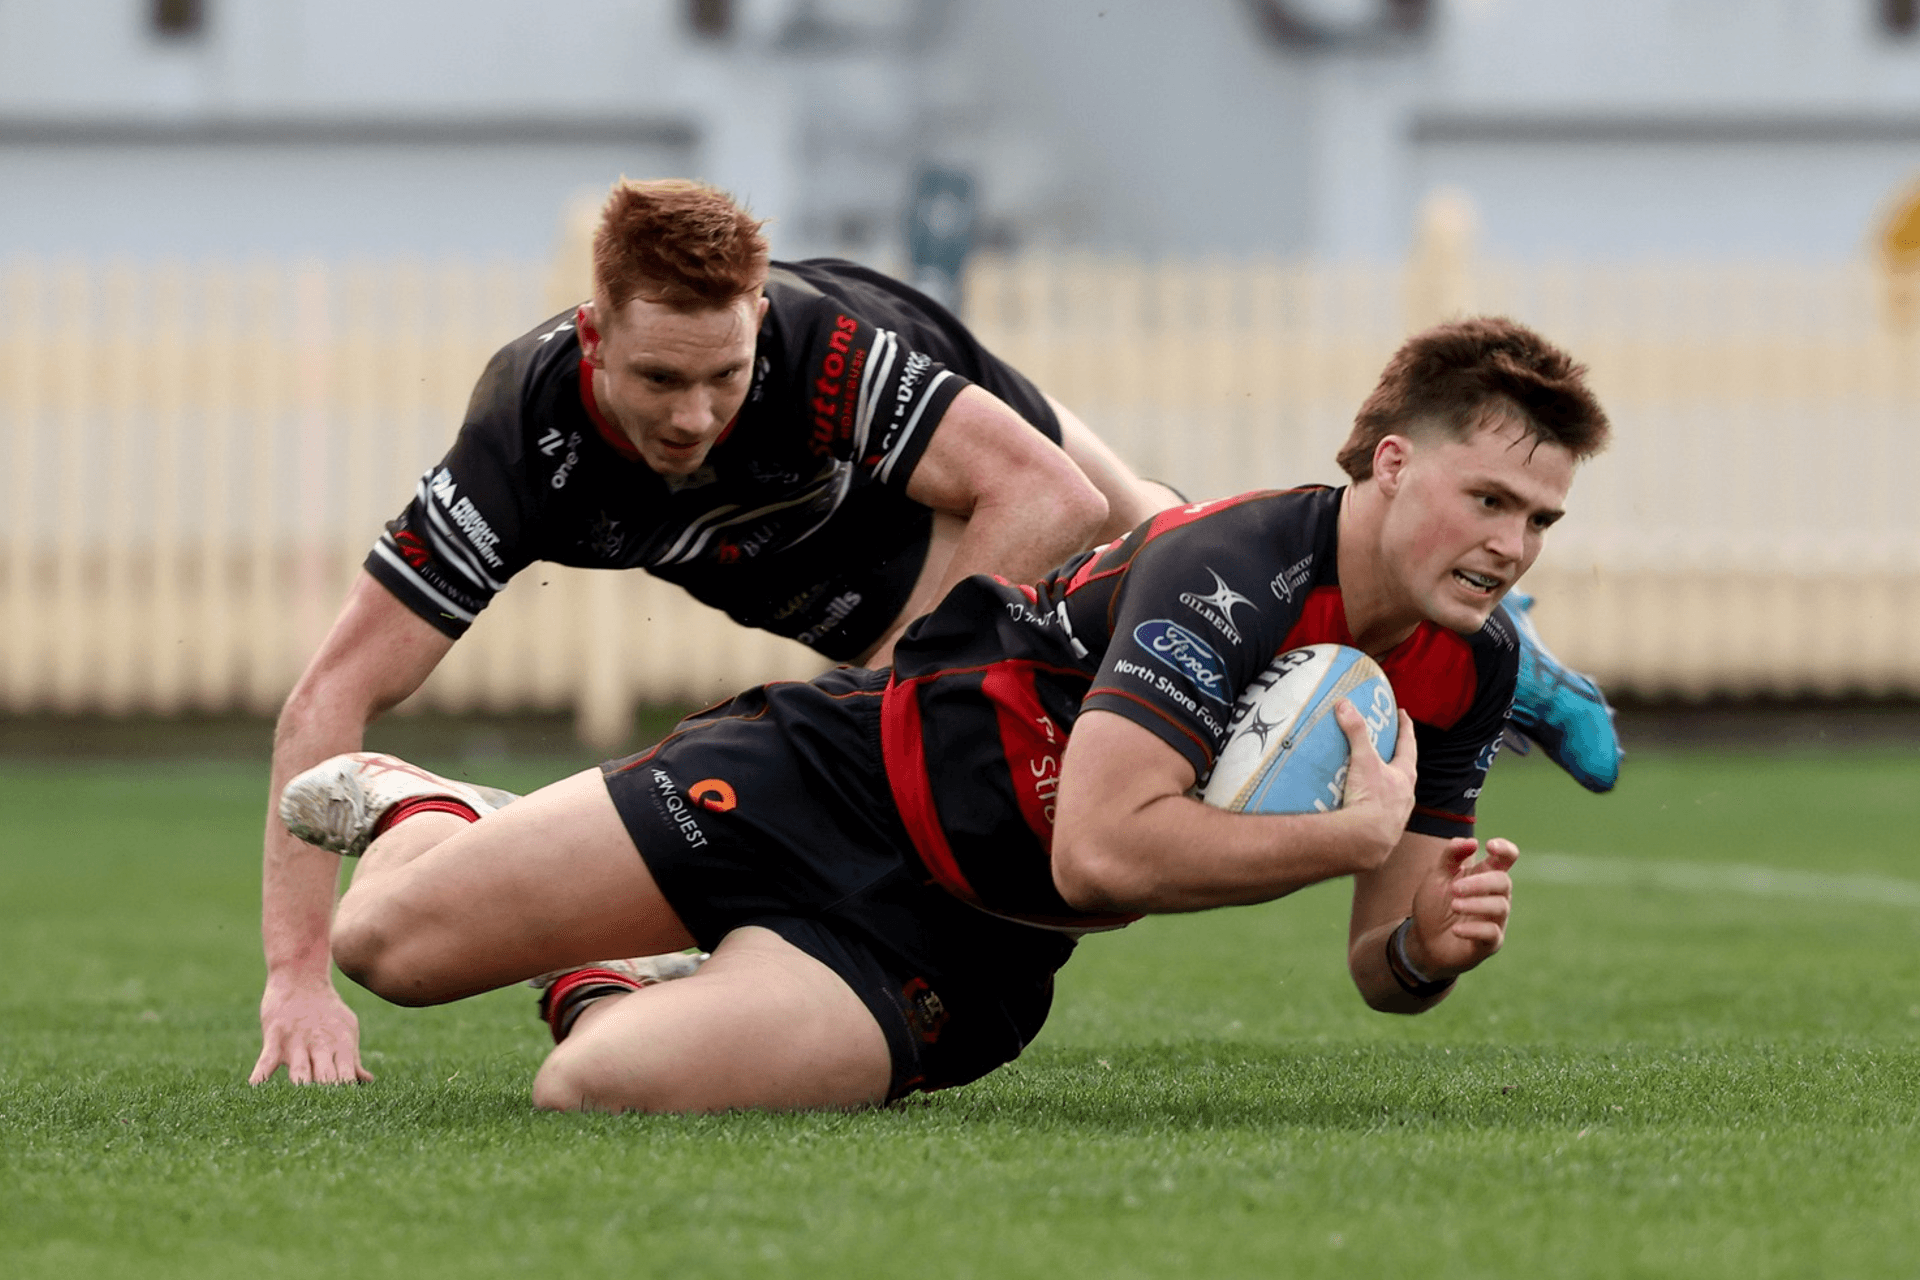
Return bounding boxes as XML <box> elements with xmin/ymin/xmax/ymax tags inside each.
<box><xmin>1199</xmin><ymin>644</ymin><xmax>1399</xmax><ymax>815</ymax></box>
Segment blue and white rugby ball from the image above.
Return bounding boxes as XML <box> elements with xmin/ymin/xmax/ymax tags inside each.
<box><xmin>1199</xmin><ymin>644</ymin><xmax>1399</xmax><ymax>815</ymax></box>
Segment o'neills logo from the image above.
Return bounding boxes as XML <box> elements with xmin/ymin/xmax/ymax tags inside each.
<box><xmin>651</xmin><ymin>768</ymin><xmax>708</xmax><ymax>849</ymax></box>
<box><xmin>809</xmin><ymin>315</ymin><xmax>865</xmax><ymax>456</ymax></box>
<box><xmin>794</xmin><ymin>590</ymin><xmax>860</xmax><ymax>647</ymax></box>
<box><xmin>1133</xmin><ymin>619</ymin><xmax>1230</xmax><ymax>704</ymax></box>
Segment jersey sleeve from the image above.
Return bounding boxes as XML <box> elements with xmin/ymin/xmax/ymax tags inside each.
<box><xmin>784</xmin><ymin>290</ymin><xmax>973</xmax><ymax>492</ymax></box>
<box><xmin>1404</xmin><ymin>618</ymin><xmax>1518</xmax><ymax>840</ymax></box>
<box><xmin>364</xmin><ymin>346</ymin><xmax>539</xmax><ymax>638</ymax></box>
<box><xmin>1076</xmin><ymin>497</ymin><xmax>1315</xmax><ymax>780</ymax></box>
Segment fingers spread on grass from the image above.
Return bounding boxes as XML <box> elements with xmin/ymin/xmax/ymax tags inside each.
<box><xmin>248</xmin><ymin>1046</ymin><xmax>282</xmax><ymax>1086</ymax></box>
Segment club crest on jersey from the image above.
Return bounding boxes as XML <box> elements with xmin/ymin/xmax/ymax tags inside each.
<box><xmin>1132</xmin><ymin>619</ymin><xmax>1231</xmax><ymax>705</ymax></box>
<box><xmin>1179</xmin><ymin>568</ymin><xmax>1257</xmax><ymax>644</ymax></box>
<box><xmin>586</xmin><ymin>511</ymin><xmax>625</xmax><ymax>558</ymax></box>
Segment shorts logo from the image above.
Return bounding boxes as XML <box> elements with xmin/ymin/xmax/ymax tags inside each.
<box><xmin>1132</xmin><ymin>619</ymin><xmax>1230</xmax><ymax>705</ymax></box>
<box><xmin>1178</xmin><ymin>568</ymin><xmax>1256</xmax><ymax>644</ymax></box>
<box><xmin>690</xmin><ymin>777</ymin><xmax>737</xmax><ymax>813</ymax></box>
<box><xmin>1268</xmin><ymin>555</ymin><xmax>1314</xmax><ymax>604</ymax></box>
<box><xmin>651</xmin><ymin>768</ymin><xmax>708</xmax><ymax>849</ymax></box>
<box><xmin>901</xmin><ymin>976</ymin><xmax>948</xmax><ymax>1044</ymax></box>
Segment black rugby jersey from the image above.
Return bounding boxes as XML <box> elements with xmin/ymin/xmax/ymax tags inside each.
<box><xmin>365</xmin><ymin>259</ymin><xmax>1057</xmax><ymax>661</ymax></box>
<box><xmin>881</xmin><ymin>486</ymin><xmax>1518</xmax><ymax>930</ymax></box>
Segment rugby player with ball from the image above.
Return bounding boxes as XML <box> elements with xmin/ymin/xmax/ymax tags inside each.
<box><xmin>278</xmin><ymin>316</ymin><xmax>1611</xmax><ymax>1111</ymax></box>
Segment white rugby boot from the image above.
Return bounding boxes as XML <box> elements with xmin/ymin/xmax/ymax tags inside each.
<box><xmin>279</xmin><ymin>752</ymin><xmax>520</xmax><ymax>857</ymax></box>
<box><xmin>525</xmin><ymin>951</ymin><xmax>709</xmax><ymax>992</ymax></box>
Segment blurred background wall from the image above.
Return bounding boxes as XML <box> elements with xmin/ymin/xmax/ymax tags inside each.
<box><xmin>3</xmin><ymin>0</ymin><xmax>1919</xmax><ymax>745</ymax></box>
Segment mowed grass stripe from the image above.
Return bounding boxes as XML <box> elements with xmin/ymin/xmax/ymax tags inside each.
<box><xmin>1527</xmin><ymin>851</ymin><xmax>1920</xmax><ymax>908</ymax></box>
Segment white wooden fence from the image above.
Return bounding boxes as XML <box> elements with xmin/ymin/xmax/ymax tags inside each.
<box><xmin>3</xmin><ymin>223</ymin><xmax>1917</xmax><ymax>745</ymax></box>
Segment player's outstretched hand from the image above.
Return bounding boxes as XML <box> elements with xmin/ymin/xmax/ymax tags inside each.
<box><xmin>1409</xmin><ymin>837</ymin><xmax>1518</xmax><ymax>978</ymax></box>
<box><xmin>1334</xmin><ymin>702</ymin><xmax>1418</xmax><ymax>870</ymax></box>
<box><xmin>251</xmin><ymin>978</ymin><xmax>373</xmax><ymax>1085</ymax></box>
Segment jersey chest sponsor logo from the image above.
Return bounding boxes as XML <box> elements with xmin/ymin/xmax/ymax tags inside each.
<box><xmin>864</xmin><ymin>349</ymin><xmax>933</xmax><ymax>465</ymax></box>
<box><xmin>1027</xmin><ymin>712</ymin><xmax>1063</xmax><ymax>828</ymax></box>
<box><xmin>1131</xmin><ymin>619</ymin><xmax>1230</xmax><ymax>704</ymax></box>
<box><xmin>1178</xmin><ymin>567</ymin><xmax>1257</xmax><ymax>644</ymax></box>
<box><xmin>809</xmin><ymin>314</ymin><xmax>867</xmax><ymax>457</ymax></box>
<box><xmin>428</xmin><ymin>468</ymin><xmax>505</xmax><ymax>568</ymax></box>
<box><xmin>541</xmin><ymin>430</ymin><xmax>584</xmax><ymax>489</ymax></box>
<box><xmin>1268</xmin><ymin>555</ymin><xmax>1314</xmax><ymax>604</ymax></box>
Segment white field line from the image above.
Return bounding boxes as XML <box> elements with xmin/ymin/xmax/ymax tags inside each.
<box><xmin>1524</xmin><ymin>852</ymin><xmax>1920</xmax><ymax>910</ymax></box>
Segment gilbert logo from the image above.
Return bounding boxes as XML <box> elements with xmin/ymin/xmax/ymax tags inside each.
<box><xmin>1179</xmin><ymin>568</ymin><xmax>1256</xmax><ymax>644</ymax></box>
<box><xmin>690</xmin><ymin>778</ymin><xmax>737</xmax><ymax>813</ymax></box>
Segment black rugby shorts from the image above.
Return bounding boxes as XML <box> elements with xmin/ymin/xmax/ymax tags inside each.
<box><xmin>600</xmin><ymin>666</ymin><xmax>1076</xmax><ymax>1100</ymax></box>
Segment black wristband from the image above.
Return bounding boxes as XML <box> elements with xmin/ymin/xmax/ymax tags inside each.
<box><xmin>1386</xmin><ymin>917</ymin><xmax>1455</xmax><ymax>999</ymax></box>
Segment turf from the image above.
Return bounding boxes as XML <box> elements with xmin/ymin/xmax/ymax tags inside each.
<box><xmin>2</xmin><ymin>748</ymin><xmax>1917</xmax><ymax>1278</ymax></box>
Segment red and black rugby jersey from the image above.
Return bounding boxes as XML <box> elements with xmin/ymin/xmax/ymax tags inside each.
<box><xmin>365</xmin><ymin>259</ymin><xmax>1041</xmax><ymax>657</ymax></box>
<box><xmin>882</xmin><ymin>486</ymin><xmax>1518</xmax><ymax>930</ymax></box>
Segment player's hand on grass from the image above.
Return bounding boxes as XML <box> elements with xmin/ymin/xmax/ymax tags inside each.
<box><xmin>252</xmin><ymin>978</ymin><xmax>373</xmax><ymax>1085</ymax></box>
<box><xmin>1334</xmin><ymin>702</ymin><xmax>1418</xmax><ymax>870</ymax></box>
<box><xmin>1408</xmin><ymin>837</ymin><xmax>1518</xmax><ymax>979</ymax></box>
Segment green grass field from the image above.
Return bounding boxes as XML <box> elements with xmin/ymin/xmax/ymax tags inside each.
<box><xmin>3</xmin><ymin>745</ymin><xmax>1917</xmax><ymax>1278</ymax></box>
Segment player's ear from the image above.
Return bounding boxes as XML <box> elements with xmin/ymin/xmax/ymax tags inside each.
<box><xmin>1373</xmin><ymin>435</ymin><xmax>1413</xmax><ymax>495</ymax></box>
<box><xmin>754</xmin><ymin>290</ymin><xmax>770</xmax><ymax>323</ymax></box>
<box><xmin>577</xmin><ymin>303</ymin><xmax>604</xmax><ymax>366</ymax></box>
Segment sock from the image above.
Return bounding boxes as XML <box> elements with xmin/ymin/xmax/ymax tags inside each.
<box><xmin>370</xmin><ymin>795</ymin><xmax>480</xmax><ymax>841</ymax></box>
<box><xmin>538</xmin><ymin>967</ymin><xmax>648</xmax><ymax>1043</ymax></box>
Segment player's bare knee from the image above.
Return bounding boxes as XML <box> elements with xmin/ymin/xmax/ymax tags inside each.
<box><xmin>530</xmin><ymin>1055</ymin><xmax>587</xmax><ymax>1112</ymax></box>
<box><xmin>532</xmin><ymin>1045</ymin><xmax>657</xmax><ymax>1114</ymax></box>
<box><xmin>328</xmin><ymin>898</ymin><xmax>429</xmax><ymax>1004</ymax></box>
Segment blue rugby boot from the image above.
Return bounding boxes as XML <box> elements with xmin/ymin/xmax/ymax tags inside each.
<box><xmin>1500</xmin><ymin>592</ymin><xmax>1622</xmax><ymax>793</ymax></box>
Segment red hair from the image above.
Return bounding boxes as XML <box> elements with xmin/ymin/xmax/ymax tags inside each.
<box><xmin>592</xmin><ymin>178</ymin><xmax>770</xmax><ymax>313</ymax></box>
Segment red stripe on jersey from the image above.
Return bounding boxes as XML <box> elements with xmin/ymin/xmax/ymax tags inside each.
<box><xmin>980</xmin><ymin>663</ymin><xmax>1066</xmax><ymax>851</ymax></box>
<box><xmin>578</xmin><ymin>359</ymin><xmax>642</xmax><ymax>461</ymax></box>
<box><xmin>1279</xmin><ymin>587</ymin><xmax>1479</xmax><ymax>729</ymax></box>
<box><xmin>880</xmin><ymin>676</ymin><xmax>983</xmax><ymax>908</ymax></box>
<box><xmin>1138</xmin><ymin>492</ymin><xmax>1273</xmax><ymax>542</ymax></box>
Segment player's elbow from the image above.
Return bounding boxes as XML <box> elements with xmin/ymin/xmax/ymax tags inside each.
<box><xmin>1052</xmin><ymin>832</ymin><xmax>1153</xmax><ymax>914</ymax></box>
<box><xmin>1053</xmin><ymin>473</ymin><xmax>1110</xmax><ymax>551</ymax></box>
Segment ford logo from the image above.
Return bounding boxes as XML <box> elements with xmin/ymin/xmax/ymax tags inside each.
<box><xmin>1132</xmin><ymin>619</ymin><xmax>1231</xmax><ymax>704</ymax></box>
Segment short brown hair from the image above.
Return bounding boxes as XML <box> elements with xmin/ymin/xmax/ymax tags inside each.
<box><xmin>592</xmin><ymin>178</ymin><xmax>770</xmax><ymax>312</ymax></box>
<box><xmin>1337</xmin><ymin>317</ymin><xmax>1610</xmax><ymax>481</ymax></box>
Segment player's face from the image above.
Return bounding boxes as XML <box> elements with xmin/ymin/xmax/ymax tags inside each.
<box><xmin>583</xmin><ymin>292</ymin><xmax>767</xmax><ymax>476</ymax></box>
<box><xmin>1378</xmin><ymin>412</ymin><xmax>1574</xmax><ymax>634</ymax></box>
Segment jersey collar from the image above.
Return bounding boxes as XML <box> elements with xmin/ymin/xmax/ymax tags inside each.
<box><xmin>577</xmin><ymin>359</ymin><xmax>642</xmax><ymax>461</ymax></box>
